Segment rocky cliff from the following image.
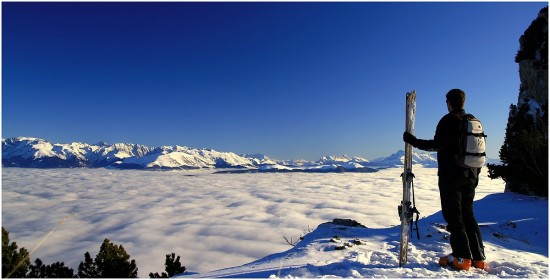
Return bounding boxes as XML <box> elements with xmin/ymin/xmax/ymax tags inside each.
<box><xmin>516</xmin><ymin>7</ymin><xmax>548</xmax><ymax>118</ymax></box>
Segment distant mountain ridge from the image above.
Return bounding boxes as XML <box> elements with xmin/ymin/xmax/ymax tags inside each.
<box><xmin>2</xmin><ymin>137</ymin><xmax>255</xmax><ymax>170</ymax></box>
<box><xmin>2</xmin><ymin>137</ymin><xmax>497</xmax><ymax>171</ymax></box>
<box><xmin>367</xmin><ymin>150</ymin><xmax>438</xmax><ymax>168</ymax></box>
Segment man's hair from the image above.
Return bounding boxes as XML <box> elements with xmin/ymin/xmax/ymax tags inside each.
<box><xmin>446</xmin><ymin>89</ymin><xmax>466</xmax><ymax>110</ymax></box>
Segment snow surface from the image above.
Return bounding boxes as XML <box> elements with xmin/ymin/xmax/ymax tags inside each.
<box><xmin>1</xmin><ymin>167</ymin><xmax>547</xmax><ymax>278</ymax></box>
<box><xmin>524</xmin><ymin>97</ymin><xmax>544</xmax><ymax>122</ymax></box>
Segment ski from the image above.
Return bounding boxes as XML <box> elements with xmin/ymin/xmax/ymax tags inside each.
<box><xmin>398</xmin><ymin>90</ymin><xmax>417</xmax><ymax>267</ymax></box>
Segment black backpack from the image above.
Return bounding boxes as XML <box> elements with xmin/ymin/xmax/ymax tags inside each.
<box><xmin>455</xmin><ymin>113</ymin><xmax>487</xmax><ymax>168</ymax></box>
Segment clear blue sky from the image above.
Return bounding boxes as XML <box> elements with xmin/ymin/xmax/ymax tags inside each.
<box><xmin>3</xmin><ymin>2</ymin><xmax>547</xmax><ymax>161</ymax></box>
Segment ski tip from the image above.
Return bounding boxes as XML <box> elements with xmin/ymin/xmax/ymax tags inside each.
<box><xmin>406</xmin><ymin>91</ymin><xmax>416</xmax><ymax>102</ymax></box>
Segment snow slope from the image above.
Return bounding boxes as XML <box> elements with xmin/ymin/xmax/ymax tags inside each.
<box><xmin>182</xmin><ymin>193</ymin><xmax>548</xmax><ymax>278</ymax></box>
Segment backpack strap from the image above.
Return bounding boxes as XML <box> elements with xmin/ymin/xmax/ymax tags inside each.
<box><xmin>452</xmin><ymin>111</ymin><xmax>466</xmax><ymax>119</ymax></box>
<box><xmin>453</xmin><ymin>111</ymin><xmax>474</xmax><ymax>120</ymax></box>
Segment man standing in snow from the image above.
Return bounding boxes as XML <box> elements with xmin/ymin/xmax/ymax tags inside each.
<box><xmin>403</xmin><ymin>89</ymin><xmax>486</xmax><ymax>271</ymax></box>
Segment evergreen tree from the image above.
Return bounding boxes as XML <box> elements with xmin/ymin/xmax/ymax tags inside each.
<box><xmin>149</xmin><ymin>253</ymin><xmax>186</xmax><ymax>278</ymax></box>
<box><xmin>488</xmin><ymin>102</ymin><xmax>548</xmax><ymax>196</ymax></box>
<box><xmin>78</xmin><ymin>238</ymin><xmax>138</xmax><ymax>278</ymax></box>
<box><xmin>2</xmin><ymin>227</ymin><xmax>30</xmax><ymax>278</ymax></box>
<box><xmin>3</xmin><ymin>228</ymin><xmax>146</xmax><ymax>278</ymax></box>
<box><xmin>27</xmin><ymin>258</ymin><xmax>75</xmax><ymax>278</ymax></box>
<box><xmin>77</xmin><ymin>252</ymin><xmax>99</xmax><ymax>278</ymax></box>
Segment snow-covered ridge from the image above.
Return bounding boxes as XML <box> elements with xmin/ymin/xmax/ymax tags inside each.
<box><xmin>2</xmin><ymin>137</ymin><xmax>445</xmax><ymax>170</ymax></box>
<box><xmin>2</xmin><ymin>137</ymin><xmax>254</xmax><ymax>170</ymax></box>
<box><xmin>368</xmin><ymin>150</ymin><xmax>438</xmax><ymax>168</ymax></box>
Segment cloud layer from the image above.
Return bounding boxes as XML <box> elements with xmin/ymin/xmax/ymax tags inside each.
<box><xmin>2</xmin><ymin>167</ymin><xmax>504</xmax><ymax>276</ymax></box>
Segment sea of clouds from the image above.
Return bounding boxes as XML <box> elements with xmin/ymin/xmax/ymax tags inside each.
<box><xmin>2</xmin><ymin>166</ymin><xmax>505</xmax><ymax>277</ymax></box>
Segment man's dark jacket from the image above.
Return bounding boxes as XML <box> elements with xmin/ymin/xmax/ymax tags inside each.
<box><xmin>411</xmin><ymin>109</ymin><xmax>479</xmax><ymax>178</ymax></box>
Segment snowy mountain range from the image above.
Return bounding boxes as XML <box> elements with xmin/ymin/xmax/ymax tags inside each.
<box><xmin>2</xmin><ymin>137</ymin><xmax>498</xmax><ymax>171</ymax></box>
<box><xmin>2</xmin><ymin>137</ymin><xmax>256</xmax><ymax>170</ymax></box>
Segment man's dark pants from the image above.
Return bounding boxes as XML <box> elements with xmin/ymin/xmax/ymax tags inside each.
<box><xmin>438</xmin><ymin>176</ymin><xmax>486</xmax><ymax>261</ymax></box>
